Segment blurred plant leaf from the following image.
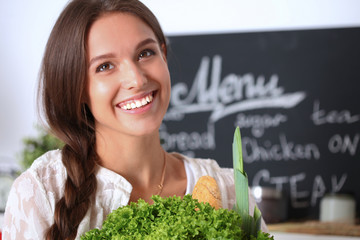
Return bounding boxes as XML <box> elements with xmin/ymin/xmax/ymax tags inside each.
<box><xmin>20</xmin><ymin>126</ymin><xmax>64</xmax><ymax>170</ymax></box>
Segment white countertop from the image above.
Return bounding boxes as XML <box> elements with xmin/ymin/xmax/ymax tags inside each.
<box><xmin>271</xmin><ymin>232</ymin><xmax>360</xmax><ymax>240</ymax></box>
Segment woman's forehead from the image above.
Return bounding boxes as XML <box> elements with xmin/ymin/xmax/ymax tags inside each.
<box><xmin>89</xmin><ymin>12</ymin><xmax>156</xmax><ymax>41</ymax></box>
<box><xmin>87</xmin><ymin>13</ymin><xmax>157</xmax><ymax>55</ymax></box>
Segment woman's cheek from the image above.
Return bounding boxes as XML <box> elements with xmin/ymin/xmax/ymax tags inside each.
<box><xmin>88</xmin><ymin>79</ymin><xmax>117</xmax><ymax>112</ymax></box>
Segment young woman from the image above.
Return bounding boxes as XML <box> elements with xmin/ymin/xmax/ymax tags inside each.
<box><xmin>3</xmin><ymin>0</ymin><xmax>267</xmax><ymax>239</ymax></box>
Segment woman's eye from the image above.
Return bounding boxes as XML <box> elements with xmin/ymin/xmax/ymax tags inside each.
<box><xmin>96</xmin><ymin>62</ymin><xmax>114</xmax><ymax>73</ymax></box>
<box><xmin>138</xmin><ymin>49</ymin><xmax>155</xmax><ymax>60</ymax></box>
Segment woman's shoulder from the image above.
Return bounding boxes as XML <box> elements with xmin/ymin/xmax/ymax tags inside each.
<box><xmin>3</xmin><ymin>150</ymin><xmax>64</xmax><ymax>238</ymax></box>
<box><xmin>170</xmin><ymin>152</ymin><xmax>233</xmax><ymax>177</ymax></box>
<box><xmin>30</xmin><ymin>149</ymin><xmax>63</xmax><ymax>167</ymax></box>
<box><xmin>169</xmin><ymin>152</ymin><xmax>234</xmax><ymax>191</ymax></box>
<box><xmin>13</xmin><ymin>149</ymin><xmax>66</xmax><ymax>201</ymax></box>
<box><xmin>170</xmin><ymin>152</ymin><xmax>235</xmax><ymax>209</ymax></box>
<box><xmin>26</xmin><ymin>149</ymin><xmax>65</xmax><ymax>180</ymax></box>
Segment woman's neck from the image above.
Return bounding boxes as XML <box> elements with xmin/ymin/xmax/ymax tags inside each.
<box><xmin>95</xmin><ymin>129</ymin><xmax>165</xmax><ymax>188</ymax></box>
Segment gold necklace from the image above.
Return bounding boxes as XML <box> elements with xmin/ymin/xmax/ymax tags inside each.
<box><xmin>156</xmin><ymin>150</ymin><xmax>167</xmax><ymax>195</ymax></box>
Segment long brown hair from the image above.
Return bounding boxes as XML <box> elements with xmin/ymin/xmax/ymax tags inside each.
<box><xmin>39</xmin><ymin>0</ymin><xmax>167</xmax><ymax>239</ymax></box>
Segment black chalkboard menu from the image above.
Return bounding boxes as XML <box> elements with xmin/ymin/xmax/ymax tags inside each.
<box><xmin>161</xmin><ymin>27</ymin><xmax>360</xmax><ymax>219</ymax></box>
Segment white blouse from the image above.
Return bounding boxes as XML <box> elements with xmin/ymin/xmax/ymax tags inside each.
<box><xmin>3</xmin><ymin>150</ymin><xmax>267</xmax><ymax>239</ymax></box>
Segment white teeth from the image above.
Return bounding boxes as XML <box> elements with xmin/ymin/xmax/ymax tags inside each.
<box><xmin>135</xmin><ymin>100</ymin><xmax>141</xmax><ymax>108</ymax></box>
<box><xmin>120</xmin><ymin>93</ymin><xmax>154</xmax><ymax>110</ymax></box>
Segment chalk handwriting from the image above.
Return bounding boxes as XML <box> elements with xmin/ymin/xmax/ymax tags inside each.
<box><xmin>311</xmin><ymin>100</ymin><xmax>360</xmax><ymax>125</ymax></box>
<box><xmin>252</xmin><ymin>170</ymin><xmax>310</xmax><ymax>208</ymax></box>
<box><xmin>311</xmin><ymin>174</ymin><xmax>347</xmax><ymax>207</ymax></box>
<box><xmin>331</xmin><ymin>174</ymin><xmax>347</xmax><ymax>192</ymax></box>
<box><xmin>252</xmin><ymin>169</ymin><xmax>348</xmax><ymax>209</ymax></box>
<box><xmin>252</xmin><ymin>169</ymin><xmax>271</xmax><ymax>187</ymax></box>
<box><xmin>234</xmin><ymin>113</ymin><xmax>287</xmax><ymax>138</ymax></box>
<box><xmin>242</xmin><ymin>135</ymin><xmax>320</xmax><ymax>163</ymax></box>
<box><xmin>311</xmin><ymin>175</ymin><xmax>326</xmax><ymax>207</ymax></box>
<box><xmin>167</xmin><ymin>55</ymin><xmax>306</xmax><ymax>123</ymax></box>
<box><xmin>290</xmin><ymin>173</ymin><xmax>309</xmax><ymax>208</ymax></box>
<box><xmin>328</xmin><ymin>134</ymin><xmax>359</xmax><ymax>156</ymax></box>
<box><xmin>160</xmin><ymin>123</ymin><xmax>215</xmax><ymax>152</ymax></box>
<box><xmin>269</xmin><ymin>176</ymin><xmax>289</xmax><ymax>192</ymax></box>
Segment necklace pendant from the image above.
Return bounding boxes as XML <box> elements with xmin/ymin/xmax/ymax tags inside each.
<box><xmin>156</xmin><ymin>150</ymin><xmax>167</xmax><ymax>196</ymax></box>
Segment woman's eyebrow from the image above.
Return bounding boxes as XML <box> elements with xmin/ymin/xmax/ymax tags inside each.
<box><xmin>89</xmin><ymin>53</ymin><xmax>116</xmax><ymax>68</ymax></box>
<box><xmin>136</xmin><ymin>38</ymin><xmax>157</xmax><ymax>49</ymax></box>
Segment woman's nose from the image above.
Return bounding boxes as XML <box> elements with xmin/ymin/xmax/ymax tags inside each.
<box><xmin>119</xmin><ymin>59</ymin><xmax>147</xmax><ymax>89</ymax></box>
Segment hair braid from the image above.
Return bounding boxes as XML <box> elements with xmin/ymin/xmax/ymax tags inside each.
<box><xmin>46</xmin><ymin>129</ymin><xmax>98</xmax><ymax>240</ymax></box>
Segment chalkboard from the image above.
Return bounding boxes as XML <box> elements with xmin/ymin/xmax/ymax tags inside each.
<box><xmin>160</xmin><ymin>27</ymin><xmax>360</xmax><ymax>219</ymax></box>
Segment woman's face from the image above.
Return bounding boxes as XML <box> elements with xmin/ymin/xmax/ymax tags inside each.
<box><xmin>86</xmin><ymin>13</ymin><xmax>170</xmax><ymax>138</ymax></box>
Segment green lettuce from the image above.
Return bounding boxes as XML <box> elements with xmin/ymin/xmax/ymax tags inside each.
<box><xmin>81</xmin><ymin>195</ymin><xmax>273</xmax><ymax>240</ymax></box>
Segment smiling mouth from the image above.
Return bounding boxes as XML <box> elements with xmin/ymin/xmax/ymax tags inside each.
<box><xmin>118</xmin><ymin>92</ymin><xmax>154</xmax><ymax>110</ymax></box>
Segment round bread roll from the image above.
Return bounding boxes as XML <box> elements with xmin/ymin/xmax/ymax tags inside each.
<box><xmin>192</xmin><ymin>175</ymin><xmax>222</xmax><ymax>209</ymax></box>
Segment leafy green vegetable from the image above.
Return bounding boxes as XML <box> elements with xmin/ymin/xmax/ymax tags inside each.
<box><xmin>233</xmin><ymin>127</ymin><xmax>263</xmax><ymax>238</ymax></box>
<box><xmin>81</xmin><ymin>195</ymin><xmax>273</xmax><ymax>240</ymax></box>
